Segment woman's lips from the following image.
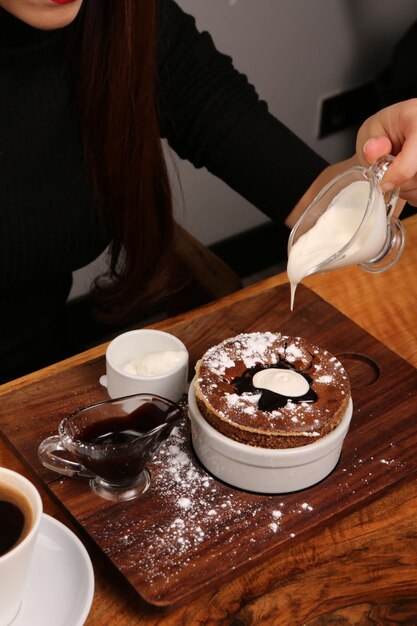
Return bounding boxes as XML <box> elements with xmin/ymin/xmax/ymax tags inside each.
<box><xmin>50</xmin><ymin>0</ymin><xmax>77</xmax><ymax>4</ymax></box>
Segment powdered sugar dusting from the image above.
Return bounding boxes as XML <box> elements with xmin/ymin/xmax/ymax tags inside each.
<box><xmin>201</xmin><ymin>331</ymin><xmax>278</xmax><ymax>374</ymax></box>
<box><xmin>86</xmin><ymin>420</ymin><xmax>323</xmax><ymax>591</ymax></box>
<box><xmin>316</xmin><ymin>375</ymin><xmax>333</xmax><ymax>383</ymax></box>
<box><xmin>284</xmin><ymin>343</ymin><xmax>304</xmax><ymax>362</ymax></box>
<box><xmin>80</xmin><ymin>405</ymin><xmax>410</xmax><ymax>603</ymax></box>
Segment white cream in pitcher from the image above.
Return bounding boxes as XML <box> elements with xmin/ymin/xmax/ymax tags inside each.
<box><xmin>287</xmin><ymin>180</ymin><xmax>387</xmax><ymax>309</ymax></box>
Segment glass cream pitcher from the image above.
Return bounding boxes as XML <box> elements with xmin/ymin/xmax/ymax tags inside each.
<box><xmin>287</xmin><ymin>155</ymin><xmax>405</xmax><ymax>309</ymax></box>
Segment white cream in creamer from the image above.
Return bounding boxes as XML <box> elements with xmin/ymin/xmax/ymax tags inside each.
<box><xmin>287</xmin><ymin>180</ymin><xmax>387</xmax><ymax>309</ymax></box>
<box><xmin>123</xmin><ymin>350</ymin><xmax>188</xmax><ymax>377</ymax></box>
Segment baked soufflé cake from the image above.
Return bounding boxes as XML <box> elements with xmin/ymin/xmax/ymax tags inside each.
<box><xmin>194</xmin><ymin>332</ymin><xmax>350</xmax><ymax>449</ymax></box>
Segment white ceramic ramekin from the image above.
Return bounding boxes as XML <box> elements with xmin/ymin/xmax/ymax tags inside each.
<box><xmin>100</xmin><ymin>329</ymin><xmax>189</xmax><ymax>402</ymax></box>
<box><xmin>188</xmin><ymin>380</ymin><xmax>352</xmax><ymax>493</ymax></box>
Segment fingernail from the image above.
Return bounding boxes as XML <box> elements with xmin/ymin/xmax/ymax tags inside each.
<box><xmin>381</xmin><ymin>181</ymin><xmax>395</xmax><ymax>192</ymax></box>
<box><xmin>363</xmin><ymin>138</ymin><xmax>378</xmax><ymax>152</ymax></box>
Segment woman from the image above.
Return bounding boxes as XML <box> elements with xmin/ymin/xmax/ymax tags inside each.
<box><xmin>0</xmin><ymin>0</ymin><xmax>327</xmax><ymax>383</ymax></box>
<box><xmin>0</xmin><ymin>0</ymin><xmax>415</xmax><ymax>383</ymax></box>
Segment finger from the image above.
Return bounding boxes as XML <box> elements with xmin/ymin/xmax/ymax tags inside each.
<box><xmin>362</xmin><ymin>136</ymin><xmax>392</xmax><ymax>163</ymax></box>
<box><xmin>397</xmin><ymin>183</ymin><xmax>417</xmax><ymax>208</ymax></box>
<box><xmin>381</xmin><ymin>135</ymin><xmax>417</xmax><ymax>190</ymax></box>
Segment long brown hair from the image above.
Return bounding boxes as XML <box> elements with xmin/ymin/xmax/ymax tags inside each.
<box><xmin>71</xmin><ymin>0</ymin><xmax>174</xmax><ymax>322</ymax></box>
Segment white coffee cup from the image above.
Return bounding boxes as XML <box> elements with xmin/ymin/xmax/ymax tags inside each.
<box><xmin>0</xmin><ymin>468</ymin><xmax>43</xmax><ymax>626</ymax></box>
<box><xmin>100</xmin><ymin>329</ymin><xmax>189</xmax><ymax>402</ymax></box>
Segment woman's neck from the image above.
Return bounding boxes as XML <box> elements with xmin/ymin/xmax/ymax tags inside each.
<box><xmin>0</xmin><ymin>7</ymin><xmax>56</xmax><ymax>49</ymax></box>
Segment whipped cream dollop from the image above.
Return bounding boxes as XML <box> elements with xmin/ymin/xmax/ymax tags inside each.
<box><xmin>123</xmin><ymin>350</ymin><xmax>188</xmax><ymax>377</ymax></box>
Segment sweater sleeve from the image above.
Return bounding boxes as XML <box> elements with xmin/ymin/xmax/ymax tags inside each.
<box><xmin>156</xmin><ymin>0</ymin><xmax>328</xmax><ymax>222</ymax></box>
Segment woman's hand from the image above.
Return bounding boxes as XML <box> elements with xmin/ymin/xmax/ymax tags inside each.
<box><xmin>356</xmin><ymin>98</ymin><xmax>417</xmax><ymax>207</ymax></box>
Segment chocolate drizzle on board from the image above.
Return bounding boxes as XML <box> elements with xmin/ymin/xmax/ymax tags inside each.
<box><xmin>231</xmin><ymin>346</ymin><xmax>318</xmax><ymax>412</ymax></box>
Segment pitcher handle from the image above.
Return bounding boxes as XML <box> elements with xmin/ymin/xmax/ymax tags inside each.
<box><xmin>368</xmin><ymin>154</ymin><xmax>399</xmax><ymax>218</ymax></box>
<box><xmin>38</xmin><ymin>435</ymin><xmax>94</xmax><ymax>478</ymax></box>
<box><xmin>359</xmin><ymin>214</ymin><xmax>406</xmax><ymax>273</ymax></box>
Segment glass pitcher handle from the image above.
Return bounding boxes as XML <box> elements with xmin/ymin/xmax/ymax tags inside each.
<box><xmin>38</xmin><ymin>435</ymin><xmax>94</xmax><ymax>478</ymax></box>
<box><xmin>359</xmin><ymin>216</ymin><xmax>405</xmax><ymax>273</ymax></box>
<box><xmin>368</xmin><ymin>154</ymin><xmax>399</xmax><ymax>217</ymax></box>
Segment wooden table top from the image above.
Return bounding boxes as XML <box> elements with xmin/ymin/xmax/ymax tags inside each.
<box><xmin>1</xmin><ymin>214</ymin><xmax>416</xmax><ymax>625</ymax></box>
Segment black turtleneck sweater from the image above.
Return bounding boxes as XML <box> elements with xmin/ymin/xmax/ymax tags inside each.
<box><xmin>0</xmin><ymin>1</ymin><xmax>326</xmax><ymax>383</ymax></box>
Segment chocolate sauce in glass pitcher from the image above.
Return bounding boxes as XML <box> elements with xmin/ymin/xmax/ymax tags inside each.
<box><xmin>75</xmin><ymin>400</ymin><xmax>183</xmax><ymax>482</ymax></box>
<box><xmin>78</xmin><ymin>402</ymin><xmax>168</xmax><ymax>445</ymax></box>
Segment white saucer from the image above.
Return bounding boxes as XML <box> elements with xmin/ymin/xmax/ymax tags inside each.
<box><xmin>14</xmin><ymin>514</ymin><xmax>94</xmax><ymax>626</ymax></box>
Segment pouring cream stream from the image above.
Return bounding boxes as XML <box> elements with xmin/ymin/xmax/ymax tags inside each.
<box><xmin>287</xmin><ymin>180</ymin><xmax>387</xmax><ymax>309</ymax></box>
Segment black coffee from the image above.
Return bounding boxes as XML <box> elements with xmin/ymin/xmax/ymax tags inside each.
<box><xmin>0</xmin><ymin>485</ymin><xmax>33</xmax><ymax>557</ymax></box>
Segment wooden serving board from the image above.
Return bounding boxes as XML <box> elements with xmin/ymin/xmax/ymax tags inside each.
<box><xmin>1</xmin><ymin>284</ymin><xmax>417</xmax><ymax>607</ymax></box>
